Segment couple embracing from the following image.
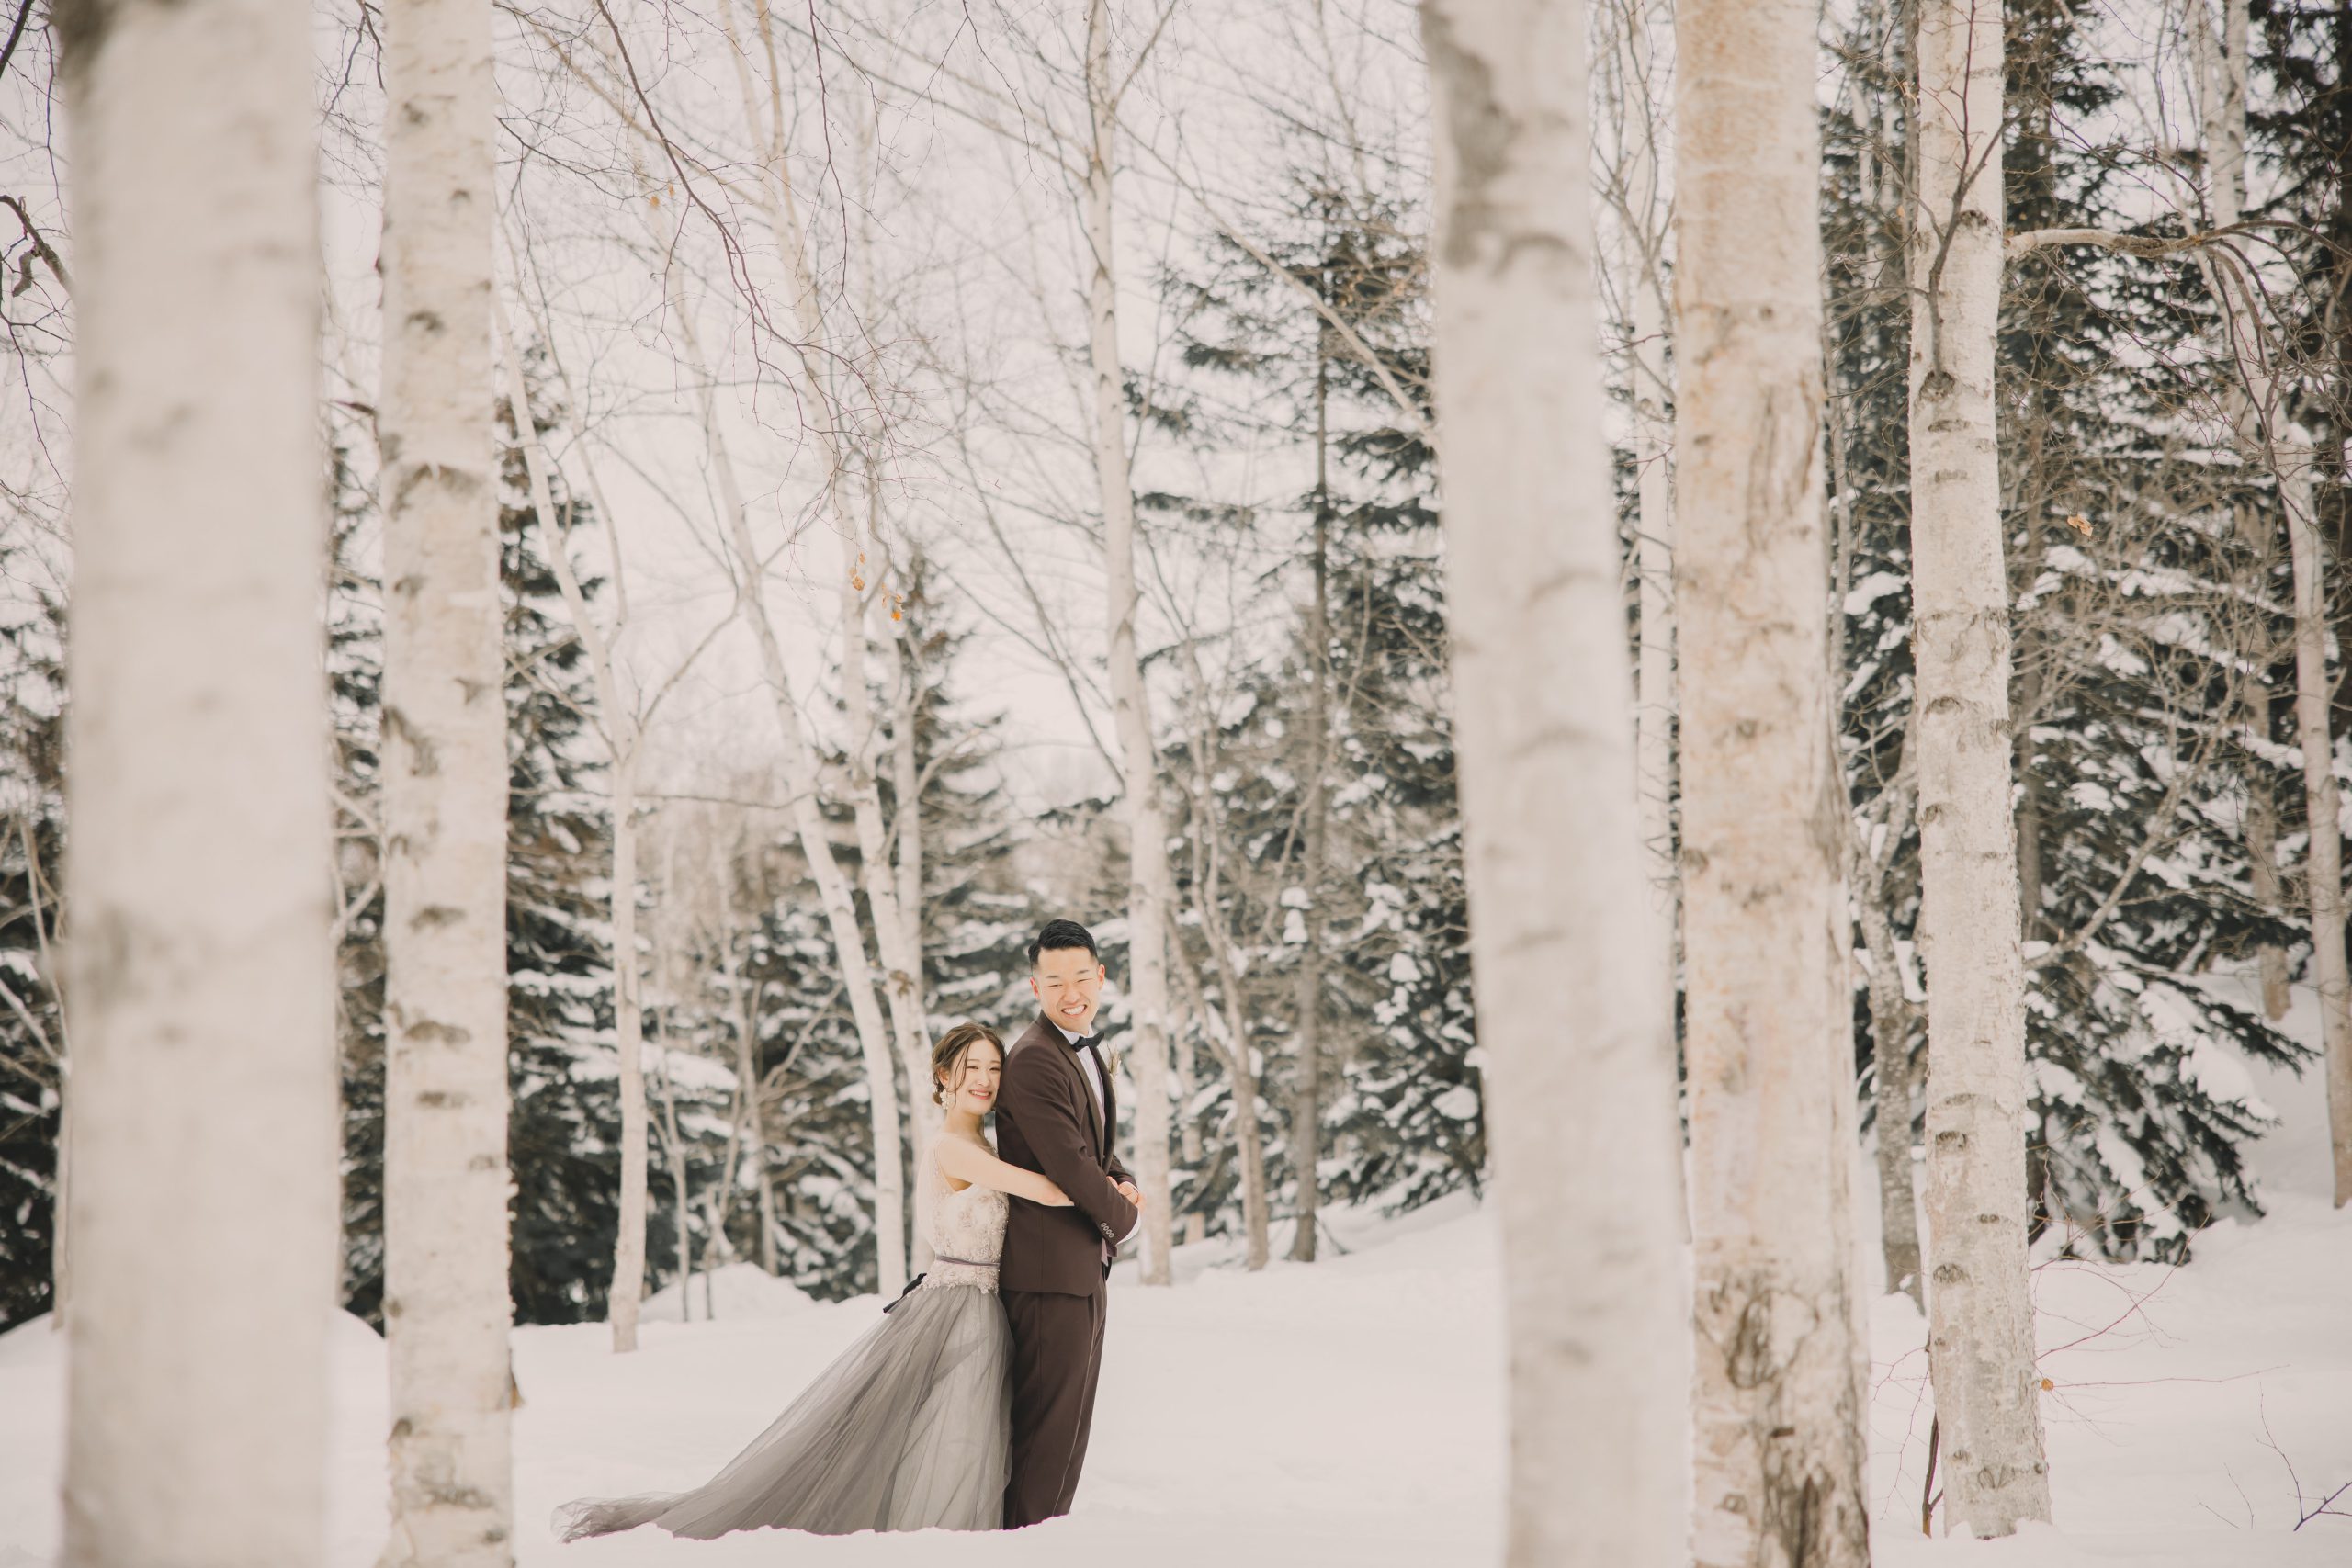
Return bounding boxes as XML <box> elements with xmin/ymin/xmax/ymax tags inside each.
<box><xmin>554</xmin><ymin>919</ymin><xmax>1144</xmax><ymax>1540</ymax></box>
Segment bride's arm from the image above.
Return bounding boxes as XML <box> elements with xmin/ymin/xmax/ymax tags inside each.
<box><xmin>934</xmin><ymin>1136</ymin><xmax>1073</xmax><ymax>1206</ymax></box>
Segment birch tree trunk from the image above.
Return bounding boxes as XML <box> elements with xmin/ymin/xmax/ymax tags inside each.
<box><xmin>715</xmin><ymin>849</ymin><xmax>780</xmax><ymax>1273</ymax></box>
<box><xmin>1907</xmin><ymin>0</ymin><xmax>2052</xmax><ymax>1534</ymax></box>
<box><xmin>1858</xmin><ymin>850</ymin><xmax>1924</xmax><ymax>1305</ymax></box>
<box><xmin>709</xmin><ymin>468</ymin><xmax>908</xmax><ymax>1303</ymax></box>
<box><xmin>594</xmin><ymin>35</ymin><xmax>909</xmax><ymax>1270</ymax></box>
<box><xmin>1174</xmin><ymin>658</ymin><xmax>1273</xmax><ymax>1267</ymax></box>
<box><xmin>1853</xmin><ymin>770</ymin><xmax>1923</xmax><ymax>1304</ymax></box>
<box><xmin>846</xmin><ymin>118</ymin><xmax>935</xmax><ymax>1135</ymax></box>
<box><xmin>1288</xmin><ymin>380</ymin><xmax>1333</xmax><ymax>1265</ymax></box>
<box><xmin>1181</xmin><ymin>869</ymin><xmax>1272</xmax><ymax>1269</ymax></box>
<box><xmin>650</xmin><ymin>1021</ymin><xmax>694</xmax><ymax>1321</ymax></box>
<box><xmin>881</xmin><ymin>599</ymin><xmax>933</xmax><ymax>1250</ymax></box>
<box><xmin>376</xmin><ymin>0</ymin><xmax>514</xmax><ymax>1558</ymax></box>
<box><xmin>838</xmin><ymin>517</ymin><xmax>940</xmax><ymax>1264</ymax></box>
<box><xmin>59</xmin><ymin>4</ymin><xmax>335</xmax><ymax>1561</ymax></box>
<box><xmin>1634</xmin><ymin>257</ymin><xmax>1677</xmax><ymax>898</ymax></box>
<box><xmin>714</xmin><ymin>4</ymin><xmax>938</xmax><ymax>1239</ymax></box>
<box><xmin>658</xmin><ymin>274</ymin><xmax>909</xmax><ymax>1296</ymax></box>
<box><xmin>492</xmin><ymin>308</ymin><xmax>653</xmax><ymax>1353</ymax></box>
<box><xmin>600</xmin><ymin>74</ymin><xmax>910</xmax><ymax>1292</ymax></box>
<box><xmin>2239</xmin><ymin>561</ymin><xmax>2293</xmax><ymax>1022</ymax></box>
<box><xmin>2193</xmin><ymin>0</ymin><xmax>2292</xmax><ymax>1020</ymax></box>
<box><xmin>2281</xmin><ymin>451</ymin><xmax>2352</xmax><ymax>1207</ymax></box>
<box><xmin>1421</xmin><ymin>0</ymin><xmax>1690</xmax><ymax>1558</ymax></box>
<box><xmin>876</xmin><ymin>588</ymin><xmax>926</xmax><ymax>1008</ymax></box>
<box><xmin>51</xmin><ymin>1064</ymin><xmax>70</xmax><ymax>1328</ymax></box>
<box><xmin>1171</xmin><ymin>1015</ymin><xmax>1207</xmax><ymax>1247</ymax></box>
<box><xmin>1674</xmin><ymin>2</ymin><xmax>1872</xmax><ymax>1560</ymax></box>
<box><xmin>1085</xmin><ymin>0</ymin><xmax>1176</xmax><ymax>1283</ymax></box>
<box><xmin>1609</xmin><ymin>0</ymin><xmax>1693</xmax><ymax>1254</ymax></box>
<box><xmin>1843</xmin><ymin>1</ymin><xmax>1927</xmax><ymax>1310</ymax></box>
<box><xmin>2187</xmin><ymin>0</ymin><xmax>2349</xmax><ymax>1198</ymax></box>
<box><xmin>1619</xmin><ymin>0</ymin><xmax>1679</xmax><ymax>909</ymax></box>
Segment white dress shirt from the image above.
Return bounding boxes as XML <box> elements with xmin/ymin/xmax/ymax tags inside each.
<box><xmin>1056</xmin><ymin>1020</ymin><xmax>1139</xmax><ymax>1246</ymax></box>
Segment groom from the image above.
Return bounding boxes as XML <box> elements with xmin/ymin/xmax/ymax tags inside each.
<box><xmin>995</xmin><ymin>918</ymin><xmax>1144</xmax><ymax>1529</ymax></box>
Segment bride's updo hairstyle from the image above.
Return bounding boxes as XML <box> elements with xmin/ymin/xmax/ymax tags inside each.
<box><xmin>930</xmin><ymin>1022</ymin><xmax>1003</xmax><ymax>1107</ymax></box>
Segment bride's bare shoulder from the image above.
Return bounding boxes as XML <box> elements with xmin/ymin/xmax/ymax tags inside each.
<box><xmin>933</xmin><ymin>1133</ymin><xmax>994</xmax><ymax>1191</ymax></box>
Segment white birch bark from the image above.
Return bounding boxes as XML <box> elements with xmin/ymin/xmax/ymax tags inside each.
<box><xmin>1851</xmin><ymin>763</ymin><xmax>1924</xmax><ymax>1303</ymax></box>
<box><xmin>582</xmin><ymin>47</ymin><xmax>912</xmax><ymax>1291</ymax></box>
<box><xmin>659</xmin><ymin>270</ymin><xmax>910</xmax><ymax>1297</ymax></box>
<box><xmin>1085</xmin><ymin>0</ymin><xmax>1176</xmax><ymax>1283</ymax></box>
<box><xmin>1673</xmin><ymin>1</ymin><xmax>1871</xmax><ymax>1558</ymax></box>
<box><xmin>1421</xmin><ymin>0</ymin><xmax>1689</xmax><ymax>1558</ymax></box>
<box><xmin>1858</xmin><ymin>843</ymin><xmax>1924</xmax><ymax>1304</ymax></box>
<box><xmin>1616</xmin><ymin>0</ymin><xmax>1679</xmax><ymax>906</ymax></box>
<box><xmin>2280</xmin><ymin>451</ymin><xmax>2352</xmax><ymax>1207</ymax></box>
<box><xmin>712</xmin><ymin>490</ymin><xmax>909</xmax><ymax>1303</ymax></box>
<box><xmin>713</xmin><ymin>854</ymin><xmax>777</xmax><ymax>1272</ymax></box>
<box><xmin>649</xmin><ymin>996</ymin><xmax>695</xmax><ymax>1320</ymax></box>
<box><xmin>1907</xmin><ymin>0</ymin><xmax>2052</xmax><ymax>1534</ymax></box>
<box><xmin>645</xmin><ymin>840</ymin><xmax>696</xmax><ymax>1316</ymax></box>
<box><xmin>1178</xmin><ymin>840</ymin><xmax>1272</xmax><ymax>1269</ymax></box>
<box><xmin>1288</xmin><ymin>391</ymin><xmax>1332</xmax><ymax>1265</ymax></box>
<box><xmin>838</xmin><ymin>517</ymin><xmax>941</xmax><ymax>1265</ymax></box>
<box><xmin>879</xmin><ymin>603</ymin><xmax>930</xmax><ymax>1259</ymax></box>
<box><xmin>715</xmin><ymin>5</ymin><xmax>939</xmax><ymax>1235</ymax></box>
<box><xmin>2195</xmin><ymin>0</ymin><xmax>2292</xmax><ymax>1021</ymax></box>
<box><xmin>491</xmin><ymin>304</ymin><xmax>654</xmax><ymax>1351</ymax></box>
<box><xmin>874</xmin><ymin>585</ymin><xmax>926</xmax><ymax>1011</ymax></box>
<box><xmin>51</xmin><ymin>1064</ymin><xmax>70</xmax><ymax>1329</ymax></box>
<box><xmin>59</xmin><ymin>4</ymin><xmax>335</xmax><ymax>1561</ymax></box>
<box><xmin>2192</xmin><ymin>0</ymin><xmax>2346</xmax><ymax>1185</ymax></box>
<box><xmin>1171</xmin><ymin>1013</ymin><xmax>1207</xmax><ymax>1247</ymax></box>
<box><xmin>376</xmin><ymin>0</ymin><xmax>514</xmax><ymax>1559</ymax></box>
<box><xmin>706</xmin><ymin>846</ymin><xmax>790</xmax><ymax>1279</ymax></box>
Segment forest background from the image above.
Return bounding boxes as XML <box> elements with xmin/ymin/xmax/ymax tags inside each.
<box><xmin>0</xmin><ymin>2</ymin><xmax>2346</xmax><ymax>1555</ymax></box>
<box><xmin>0</xmin><ymin>0</ymin><xmax>2343</xmax><ymax>1331</ymax></box>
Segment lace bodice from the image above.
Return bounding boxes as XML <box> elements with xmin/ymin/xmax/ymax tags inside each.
<box><xmin>922</xmin><ymin>1138</ymin><xmax>1009</xmax><ymax>1292</ymax></box>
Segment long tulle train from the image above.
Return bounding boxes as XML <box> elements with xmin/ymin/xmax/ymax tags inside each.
<box><xmin>552</xmin><ymin>1281</ymin><xmax>1012</xmax><ymax>1540</ymax></box>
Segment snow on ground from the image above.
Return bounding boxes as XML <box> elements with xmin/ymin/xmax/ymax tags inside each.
<box><xmin>2</xmin><ymin>1002</ymin><xmax>2344</xmax><ymax>1563</ymax></box>
<box><xmin>639</xmin><ymin>1261</ymin><xmax>819</xmax><ymax>1324</ymax></box>
<box><xmin>1860</xmin><ymin>976</ymin><xmax>2352</xmax><ymax>1567</ymax></box>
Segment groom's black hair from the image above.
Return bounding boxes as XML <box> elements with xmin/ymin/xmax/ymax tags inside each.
<box><xmin>1026</xmin><ymin>918</ymin><xmax>1100</xmax><ymax>966</ymax></box>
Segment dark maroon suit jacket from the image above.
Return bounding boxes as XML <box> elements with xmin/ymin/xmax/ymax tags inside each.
<box><xmin>996</xmin><ymin>1011</ymin><xmax>1138</xmax><ymax>1296</ymax></box>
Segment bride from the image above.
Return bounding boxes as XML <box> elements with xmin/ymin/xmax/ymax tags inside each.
<box><xmin>552</xmin><ymin>1022</ymin><xmax>1070</xmax><ymax>1539</ymax></box>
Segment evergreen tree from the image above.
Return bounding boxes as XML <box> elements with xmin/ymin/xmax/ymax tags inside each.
<box><xmin>887</xmin><ymin>553</ymin><xmax>1041</xmax><ymax>1042</ymax></box>
<box><xmin>1822</xmin><ymin>0</ymin><xmax>2311</xmax><ymax>1261</ymax></box>
<box><xmin>329</xmin><ymin>434</ymin><xmax>390</xmax><ymax>1322</ymax></box>
<box><xmin>497</xmin><ymin>418</ymin><xmax>631</xmax><ymax>1324</ymax></box>
<box><xmin>1154</xmin><ymin>172</ymin><xmax>1481</xmax><ymax>1242</ymax></box>
<box><xmin>0</xmin><ymin>560</ymin><xmax>65</xmax><ymax>1331</ymax></box>
<box><xmin>661</xmin><ymin>558</ymin><xmax>1043</xmax><ymax>1305</ymax></box>
<box><xmin>732</xmin><ymin>884</ymin><xmax>879</xmax><ymax>1300</ymax></box>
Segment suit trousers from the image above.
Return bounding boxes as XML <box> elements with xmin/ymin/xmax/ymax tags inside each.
<box><xmin>1001</xmin><ymin>1282</ymin><xmax>1109</xmax><ymax>1528</ymax></box>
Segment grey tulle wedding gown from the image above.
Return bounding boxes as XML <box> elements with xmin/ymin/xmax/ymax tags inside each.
<box><xmin>552</xmin><ymin>1147</ymin><xmax>1012</xmax><ymax>1540</ymax></box>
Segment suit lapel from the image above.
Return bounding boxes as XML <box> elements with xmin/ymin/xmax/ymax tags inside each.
<box><xmin>1040</xmin><ymin>1010</ymin><xmax>1109</xmax><ymax>1161</ymax></box>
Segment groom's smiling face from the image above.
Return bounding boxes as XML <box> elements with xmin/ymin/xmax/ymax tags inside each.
<box><xmin>1032</xmin><ymin>945</ymin><xmax>1107</xmax><ymax>1034</ymax></box>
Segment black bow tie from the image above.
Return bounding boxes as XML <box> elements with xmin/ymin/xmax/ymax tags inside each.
<box><xmin>1073</xmin><ymin>1033</ymin><xmax>1104</xmax><ymax>1053</ymax></box>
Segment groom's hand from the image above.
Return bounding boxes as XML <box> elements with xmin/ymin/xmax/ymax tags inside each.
<box><xmin>1115</xmin><ymin>1180</ymin><xmax>1144</xmax><ymax>1210</ymax></box>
